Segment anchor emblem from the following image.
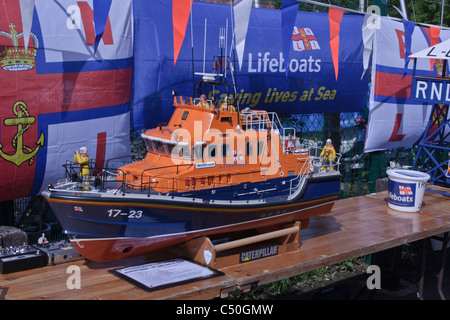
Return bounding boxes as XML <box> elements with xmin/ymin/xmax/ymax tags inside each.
<box><xmin>0</xmin><ymin>100</ymin><xmax>45</xmax><ymax>166</ymax></box>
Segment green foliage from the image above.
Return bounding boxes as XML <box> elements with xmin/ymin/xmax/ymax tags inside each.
<box><xmin>295</xmin><ymin>0</ymin><xmax>448</xmax><ymax>27</ymax></box>
<box><xmin>388</xmin><ymin>0</ymin><xmax>450</xmax><ymax>27</ymax></box>
<box><xmin>297</xmin><ymin>0</ymin><xmax>382</xmax><ymax>12</ymax></box>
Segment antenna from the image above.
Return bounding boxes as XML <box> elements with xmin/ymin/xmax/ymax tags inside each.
<box><xmin>219</xmin><ymin>26</ymin><xmax>225</xmax><ymax>78</ymax></box>
<box><xmin>229</xmin><ymin>3</ymin><xmax>239</xmax><ymax>109</ymax></box>
<box><xmin>203</xmin><ymin>18</ymin><xmax>207</xmax><ymax>74</ymax></box>
<box><xmin>219</xmin><ymin>26</ymin><xmax>225</xmax><ymax>50</ymax></box>
<box><xmin>190</xmin><ymin>0</ymin><xmax>194</xmax><ymax>97</ymax></box>
<box><xmin>194</xmin><ymin>18</ymin><xmax>222</xmax><ymax>82</ymax></box>
<box><xmin>225</xmin><ymin>19</ymin><xmax>228</xmax><ymax>81</ymax></box>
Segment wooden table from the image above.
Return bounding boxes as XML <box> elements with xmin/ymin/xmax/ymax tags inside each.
<box><xmin>1</xmin><ymin>186</ymin><xmax>449</xmax><ymax>300</ymax></box>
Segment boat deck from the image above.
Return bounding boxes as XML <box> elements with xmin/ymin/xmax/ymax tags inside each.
<box><xmin>1</xmin><ymin>186</ymin><xmax>449</xmax><ymax>300</ymax></box>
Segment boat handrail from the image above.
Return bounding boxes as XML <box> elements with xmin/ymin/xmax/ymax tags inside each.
<box><xmin>62</xmin><ymin>158</ymin><xmax>108</xmax><ymax>180</ymax></box>
<box><xmin>138</xmin><ymin>163</ymin><xmax>194</xmax><ymax>193</ymax></box>
<box><xmin>287</xmin><ymin>156</ymin><xmax>311</xmax><ymax>199</ymax></box>
<box><xmin>310</xmin><ymin>152</ymin><xmax>342</xmax><ymax>174</ymax></box>
<box><xmin>61</xmin><ymin>148</ymin><xmax>341</xmax><ymax>197</ymax></box>
<box><xmin>105</xmin><ymin>155</ymin><xmax>133</xmax><ymax>169</ymax></box>
<box><xmin>286</xmin><ymin>151</ymin><xmax>341</xmax><ymax>199</ymax></box>
<box><xmin>112</xmin><ymin>162</ymin><xmax>302</xmax><ymax>195</ymax></box>
<box><xmin>240</xmin><ymin>110</ymin><xmax>298</xmax><ymax>155</ymax></box>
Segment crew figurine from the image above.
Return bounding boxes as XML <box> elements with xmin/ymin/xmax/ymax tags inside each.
<box><xmin>74</xmin><ymin>146</ymin><xmax>90</xmax><ymax>190</ymax></box>
<box><xmin>220</xmin><ymin>96</ymin><xmax>235</xmax><ymax>112</ymax></box>
<box><xmin>220</xmin><ymin>96</ymin><xmax>228</xmax><ymax>111</ymax></box>
<box><xmin>197</xmin><ymin>94</ymin><xmax>210</xmax><ymax>109</ymax></box>
<box><xmin>320</xmin><ymin>139</ymin><xmax>336</xmax><ymax>171</ymax></box>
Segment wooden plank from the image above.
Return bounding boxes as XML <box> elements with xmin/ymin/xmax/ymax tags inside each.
<box><xmin>1</xmin><ymin>188</ymin><xmax>449</xmax><ymax>300</ymax></box>
<box><xmin>0</xmin><ymin>254</ymin><xmax>235</xmax><ymax>300</ymax></box>
<box><xmin>222</xmin><ymin>189</ymin><xmax>450</xmax><ymax>290</ymax></box>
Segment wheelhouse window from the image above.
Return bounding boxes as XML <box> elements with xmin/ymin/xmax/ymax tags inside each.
<box><xmin>172</xmin><ymin>144</ymin><xmax>191</xmax><ymax>158</ymax></box>
<box><xmin>193</xmin><ymin>144</ymin><xmax>205</xmax><ymax>159</ymax></box>
<box><xmin>144</xmin><ymin>138</ymin><xmax>154</xmax><ymax>152</ymax></box>
<box><xmin>246</xmin><ymin>141</ymin><xmax>253</xmax><ymax>157</ymax></box>
<box><xmin>221</xmin><ymin>143</ymin><xmax>230</xmax><ymax>158</ymax></box>
<box><xmin>152</xmin><ymin>140</ymin><xmax>167</xmax><ymax>154</ymax></box>
<box><xmin>142</xmin><ymin>137</ymin><xmax>180</xmax><ymax>156</ymax></box>
<box><xmin>257</xmin><ymin>141</ymin><xmax>265</xmax><ymax>156</ymax></box>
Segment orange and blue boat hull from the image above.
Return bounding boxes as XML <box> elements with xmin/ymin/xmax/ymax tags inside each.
<box><xmin>42</xmin><ymin>174</ymin><xmax>340</xmax><ymax>262</ymax></box>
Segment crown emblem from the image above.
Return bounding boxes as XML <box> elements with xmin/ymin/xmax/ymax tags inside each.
<box><xmin>0</xmin><ymin>23</ymin><xmax>38</xmax><ymax>71</ymax></box>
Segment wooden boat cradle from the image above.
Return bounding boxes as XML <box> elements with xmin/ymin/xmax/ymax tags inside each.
<box><xmin>170</xmin><ymin>221</ymin><xmax>302</xmax><ymax>269</ymax></box>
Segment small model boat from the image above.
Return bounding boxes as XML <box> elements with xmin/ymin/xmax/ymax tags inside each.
<box><xmin>42</xmin><ymin>31</ymin><xmax>342</xmax><ymax>262</ymax></box>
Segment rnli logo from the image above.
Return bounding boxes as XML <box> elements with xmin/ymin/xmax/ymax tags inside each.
<box><xmin>399</xmin><ymin>185</ymin><xmax>413</xmax><ymax>196</ymax></box>
<box><xmin>292</xmin><ymin>27</ymin><xmax>320</xmax><ymax>52</ymax></box>
<box><xmin>0</xmin><ymin>100</ymin><xmax>45</xmax><ymax>166</ymax></box>
<box><xmin>388</xmin><ymin>182</ymin><xmax>415</xmax><ymax>207</ymax></box>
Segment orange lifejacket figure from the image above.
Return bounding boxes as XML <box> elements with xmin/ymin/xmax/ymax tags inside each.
<box><xmin>197</xmin><ymin>94</ymin><xmax>210</xmax><ymax>109</ymax></box>
<box><xmin>220</xmin><ymin>96</ymin><xmax>235</xmax><ymax>112</ymax></box>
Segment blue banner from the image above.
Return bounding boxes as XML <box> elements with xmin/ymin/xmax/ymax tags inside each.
<box><xmin>132</xmin><ymin>1</ymin><xmax>369</xmax><ymax>130</ymax></box>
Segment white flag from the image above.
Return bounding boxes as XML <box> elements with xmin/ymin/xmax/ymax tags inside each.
<box><xmin>361</xmin><ymin>12</ymin><xmax>376</xmax><ymax>79</ymax></box>
<box><xmin>233</xmin><ymin>0</ymin><xmax>252</xmax><ymax>71</ymax></box>
<box><xmin>19</xmin><ymin>0</ymin><xmax>35</xmax><ymax>51</ymax></box>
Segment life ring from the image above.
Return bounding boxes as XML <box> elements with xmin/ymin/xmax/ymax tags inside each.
<box><xmin>284</xmin><ymin>135</ymin><xmax>294</xmax><ymax>152</ymax></box>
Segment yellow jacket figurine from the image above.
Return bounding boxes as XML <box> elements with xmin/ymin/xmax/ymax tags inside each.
<box><xmin>74</xmin><ymin>146</ymin><xmax>90</xmax><ymax>184</ymax></box>
<box><xmin>220</xmin><ymin>96</ymin><xmax>235</xmax><ymax>112</ymax></box>
<box><xmin>197</xmin><ymin>94</ymin><xmax>210</xmax><ymax>109</ymax></box>
<box><xmin>320</xmin><ymin>139</ymin><xmax>336</xmax><ymax>160</ymax></box>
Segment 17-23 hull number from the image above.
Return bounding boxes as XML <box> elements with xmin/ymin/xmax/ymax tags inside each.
<box><xmin>107</xmin><ymin>209</ymin><xmax>143</xmax><ymax>218</ymax></box>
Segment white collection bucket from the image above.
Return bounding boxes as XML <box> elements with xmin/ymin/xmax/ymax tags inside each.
<box><xmin>387</xmin><ymin>169</ymin><xmax>430</xmax><ymax>212</ymax></box>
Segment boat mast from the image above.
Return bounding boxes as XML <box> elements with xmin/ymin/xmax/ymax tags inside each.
<box><xmin>187</xmin><ymin>6</ymin><xmax>239</xmax><ymax>112</ymax></box>
<box><xmin>229</xmin><ymin>2</ymin><xmax>239</xmax><ymax>111</ymax></box>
